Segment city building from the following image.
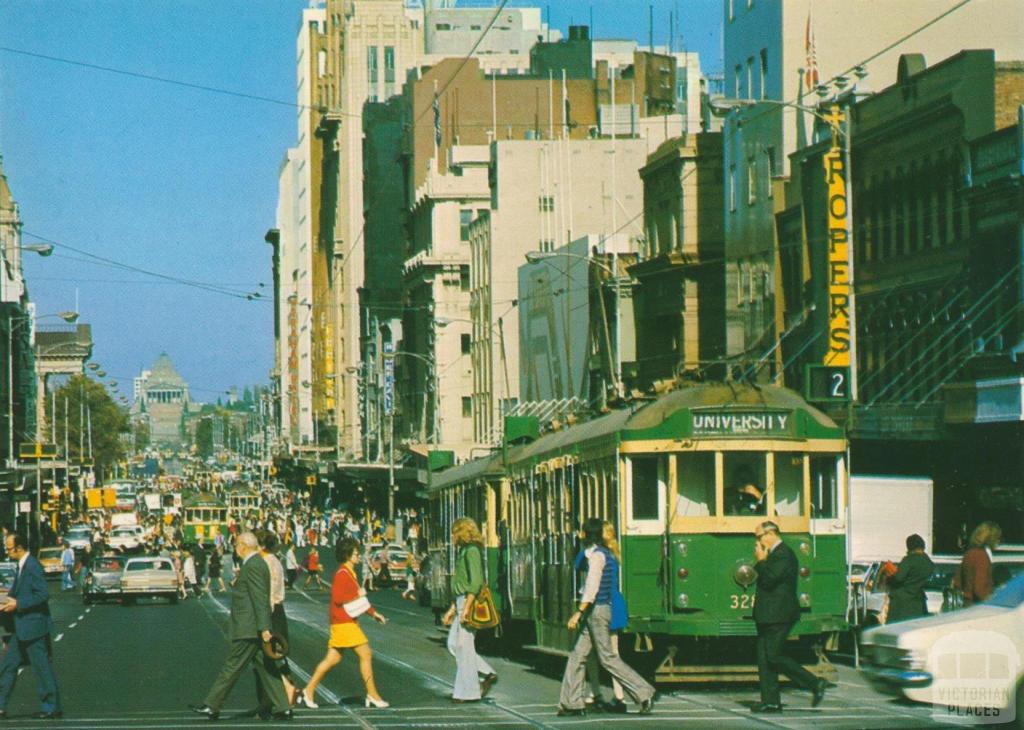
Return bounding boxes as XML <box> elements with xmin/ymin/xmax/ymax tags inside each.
<box><xmin>133</xmin><ymin>353</ymin><xmax>190</xmax><ymax>447</ymax></box>
<box><xmin>775</xmin><ymin>50</ymin><xmax>1024</xmax><ymax>547</ymax></box>
<box><xmin>721</xmin><ymin>0</ymin><xmax>1024</xmax><ymax>369</ymax></box>
<box><xmin>631</xmin><ymin>131</ymin><xmax>725</xmax><ymax>391</ymax></box>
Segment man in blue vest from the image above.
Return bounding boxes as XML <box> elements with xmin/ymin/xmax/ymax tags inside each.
<box><xmin>0</xmin><ymin>533</ymin><xmax>62</xmax><ymax>719</ymax></box>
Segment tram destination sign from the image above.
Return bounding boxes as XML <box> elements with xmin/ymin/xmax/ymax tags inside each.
<box><xmin>691</xmin><ymin>410</ymin><xmax>794</xmax><ymax>437</ymax></box>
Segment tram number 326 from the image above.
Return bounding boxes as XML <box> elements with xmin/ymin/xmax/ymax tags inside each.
<box><xmin>730</xmin><ymin>594</ymin><xmax>756</xmax><ymax>609</ymax></box>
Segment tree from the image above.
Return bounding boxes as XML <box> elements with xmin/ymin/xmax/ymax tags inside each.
<box><xmin>47</xmin><ymin>375</ymin><xmax>129</xmax><ymax>480</ymax></box>
<box><xmin>133</xmin><ymin>419</ymin><xmax>150</xmax><ymax>451</ymax></box>
<box><xmin>195</xmin><ymin>416</ymin><xmax>214</xmax><ymax>458</ymax></box>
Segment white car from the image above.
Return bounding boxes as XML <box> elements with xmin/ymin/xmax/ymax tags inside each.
<box><xmin>107</xmin><ymin>526</ymin><xmax>145</xmax><ymax>552</ymax></box>
<box><xmin>120</xmin><ymin>557</ymin><xmax>179</xmax><ymax>604</ymax></box>
<box><xmin>861</xmin><ymin>574</ymin><xmax>1024</xmax><ymax>726</ymax></box>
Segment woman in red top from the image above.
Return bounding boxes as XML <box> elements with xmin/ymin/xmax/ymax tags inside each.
<box><xmin>956</xmin><ymin>521</ymin><xmax>1002</xmax><ymax>605</ymax></box>
<box><xmin>303</xmin><ymin>546</ymin><xmax>327</xmax><ymax>590</ymax></box>
<box><xmin>301</xmin><ymin>538</ymin><xmax>389</xmax><ymax>709</ymax></box>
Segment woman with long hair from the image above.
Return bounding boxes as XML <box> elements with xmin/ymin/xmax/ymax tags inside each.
<box><xmin>301</xmin><ymin>538</ymin><xmax>389</xmax><ymax>709</ymax></box>
<box><xmin>443</xmin><ymin>517</ymin><xmax>498</xmax><ymax>702</ymax></box>
<box><xmin>955</xmin><ymin>521</ymin><xmax>1002</xmax><ymax>606</ymax></box>
<box><xmin>582</xmin><ymin>521</ymin><xmax>628</xmax><ymax>712</ymax></box>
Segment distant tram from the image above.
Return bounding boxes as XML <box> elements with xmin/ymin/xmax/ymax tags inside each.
<box><xmin>226</xmin><ymin>485</ymin><xmax>261</xmax><ymax>518</ymax></box>
<box><xmin>182</xmin><ymin>492</ymin><xmax>229</xmax><ymax>543</ymax></box>
<box><xmin>423</xmin><ymin>383</ymin><xmax>848</xmax><ymax>682</ymax></box>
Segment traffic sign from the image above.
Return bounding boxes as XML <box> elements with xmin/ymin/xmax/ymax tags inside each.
<box><xmin>305</xmin><ymin>475</ymin><xmax>316</xmax><ymax>486</ymax></box>
<box><xmin>805</xmin><ymin>364</ymin><xmax>851</xmax><ymax>403</ymax></box>
<box><xmin>18</xmin><ymin>442</ymin><xmax>57</xmax><ymax>460</ymax></box>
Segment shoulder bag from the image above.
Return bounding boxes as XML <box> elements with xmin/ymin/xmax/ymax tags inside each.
<box><xmin>341</xmin><ymin>567</ymin><xmax>371</xmax><ymax>617</ymax></box>
<box><xmin>463</xmin><ymin>545</ymin><xmax>499</xmax><ymax>630</ymax></box>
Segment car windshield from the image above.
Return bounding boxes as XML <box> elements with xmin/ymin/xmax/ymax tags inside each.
<box><xmin>987</xmin><ymin>574</ymin><xmax>1024</xmax><ymax>608</ymax></box>
<box><xmin>95</xmin><ymin>559</ymin><xmax>125</xmax><ymax>571</ymax></box>
<box><xmin>112</xmin><ymin>528</ymin><xmax>135</xmax><ymax>535</ymax></box>
<box><xmin>39</xmin><ymin>549</ymin><xmax>62</xmax><ymax>558</ymax></box>
<box><xmin>0</xmin><ymin>567</ymin><xmax>15</xmax><ymax>587</ymax></box>
<box><xmin>923</xmin><ymin>565</ymin><xmax>958</xmax><ymax>591</ymax></box>
<box><xmin>67</xmin><ymin>528</ymin><xmax>91</xmax><ymax>537</ymax></box>
<box><xmin>126</xmin><ymin>561</ymin><xmax>172</xmax><ymax>572</ymax></box>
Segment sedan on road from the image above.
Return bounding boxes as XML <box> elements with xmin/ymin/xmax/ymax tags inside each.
<box><xmin>861</xmin><ymin>573</ymin><xmax>1024</xmax><ymax>724</ymax></box>
<box><xmin>120</xmin><ymin>557</ymin><xmax>179</xmax><ymax>604</ymax></box>
<box><xmin>37</xmin><ymin>547</ymin><xmax>65</xmax><ymax>578</ymax></box>
<box><xmin>83</xmin><ymin>555</ymin><xmax>127</xmax><ymax>605</ymax></box>
<box><xmin>108</xmin><ymin>526</ymin><xmax>145</xmax><ymax>553</ymax></box>
<box><xmin>64</xmin><ymin>525</ymin><xmax>93</xmax><ymax>553</ymax></box>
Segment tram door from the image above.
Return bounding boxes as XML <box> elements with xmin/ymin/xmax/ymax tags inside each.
<box><xmin>538</xmin><ymin>465</ymin><xmax>575</xmax><ymax>625</ymax></box>
<box><xmin>622</xmin><ymin>455</ymin><xmax>668</xmax><ymax>617</ymax></box>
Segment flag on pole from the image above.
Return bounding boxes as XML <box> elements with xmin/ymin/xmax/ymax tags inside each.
<box><xmin>433</xmin><ymin>90</ymin><xmax>442</xmax><ymax>148</ymax></box>
<box><xmin>805</xmin><ymin>13</ymin><xmax>819</xmax><ymax>92</ymax></box>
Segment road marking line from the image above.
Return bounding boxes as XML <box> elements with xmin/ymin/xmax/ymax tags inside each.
<box><xmin>77</xmin><ymin>614</ymin><xmax>85</xmax><ymax>620</ymax></box>
<box><xmin>69</xmin><ymin>622</ymin><xmax>77</xmax><ymax>628</ymax></box>
<box><xmin>54</xmin><ymin>633</ymin><xmax>63</xmax><ymax>642</ymax></box>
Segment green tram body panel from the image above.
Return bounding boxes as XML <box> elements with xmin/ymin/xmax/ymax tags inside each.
<box><xmin>426</xmin><ymin>384</ymin><xmax>849</xmax><ymax>659</ymax></box>
<box><xmin>182</xmin><ymin>492</ymin><xmax>229</xmax><ymax>543</ymax></box>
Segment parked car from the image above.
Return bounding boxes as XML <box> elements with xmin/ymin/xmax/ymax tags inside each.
<box><xmin>37</xmin><ymin>547</ymin><xmax>65</xmax><ymax>578</ymax></box>
<box><xmin>860</xmin><ymin>573</ymin><xmax>1024</xmax><ymax>725</ymax></box>
<box><xmin>63</xmin><ymin>525</ymin><xmax>93</xmax><ymax>553</ymax></box>
<box><xmin>120</xmin><ymin>557</ymin><xmax>179</xmax><ymax>604</ymax></box>
<box><xmin>83</xmin><ymin>555</ymin><xmax>127</xmax><ymax>605</ymax></box>
<box><xmin>371</xmin><ymin>545</ymin><xmax>409</xmax><ymax>586</ymax></box>
<box><xmin>108</xmin><ymin>526</ymin><xmax>145</xmax><ymax>553</ymax></box>
<box><xmin>0</xmin><ymin>562</ymin><xmax>16</xmax><ymax>602</ymax></box>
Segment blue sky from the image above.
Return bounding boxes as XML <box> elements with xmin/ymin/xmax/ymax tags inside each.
<box><xmin>0</xmin><ymin>0</ymin><xmax>721</xmax><ymax>402</ymax></box>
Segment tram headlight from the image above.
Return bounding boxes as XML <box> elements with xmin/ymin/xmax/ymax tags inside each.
<box><xmin>799</xmin><ymin>566</ymin><xmax>810</xmax><ymax>578</ymax></box>
<box><xmin>677</xmin><ymin>567</ymin><xmax>689</xmax><ymax>580</ymax></box>
<box><xmin>733</xmin><ymin>562</ymin><xmax>757</xmax><ymax>588</ymax></box>
<box><xmin>799</xmin><ymin>593</ymin><xmax>811</xmax><ymax>607</ymax></box>
<box><xmin>676</xmin><ymin>592</ymin><xmax>689</xmax><ymax>608</ymax></box>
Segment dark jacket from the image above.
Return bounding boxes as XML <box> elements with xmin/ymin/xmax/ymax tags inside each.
<box><xmin>887</xmin><ymin>551</ymin><xmax>933</xmax><ymax>623</ymax></box>
<box><xmin>229</xmin><ymin>552</ymin><xmax>273</xmax><ymax>641</ymax></box>
<box><xmin>9</xmin><ymin>555</ymin><xmax>53</xmax><ymax>641</ymax></box>
<box><xmin>956</xmin><ymin>547</ymin><xmax>992</xmax><ymax>606</ymax></box>
<box><xmin>753</xmin><ymin>541</ymin><xmax>801</xmax><ymax>625</ymax></box>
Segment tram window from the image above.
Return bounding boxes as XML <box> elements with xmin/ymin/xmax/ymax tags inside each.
<box><xmin>810</xmin><ymin>456</ymin><xmax>839</xmax><ymax>518</ymax></box>
<box><xmin>630</xmin><ymin>457</ymin><xmax>662</xmax><ymax>521</ymax></box>
<box><xmin>774</xmin><ymin>454</ymin><xmax>805</xmax><ymax>517</ymax></box>
<box><xmin>676</xmin><ymin>453</ymin><xmax>715</xmax><ymax>517</ymax></box>
<box><xmin>724</xmin><ymin>452</ymin><xmax>767</xmax><ymax>516</ymax></box>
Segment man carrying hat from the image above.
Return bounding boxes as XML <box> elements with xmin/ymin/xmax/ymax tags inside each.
<box><xmin>190</xmin><ymin>531</ymin><xmax>292</xmax><ymax>721</ymax></box>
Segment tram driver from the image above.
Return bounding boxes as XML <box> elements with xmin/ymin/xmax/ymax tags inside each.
<box><xmin>726</xmin><ymin>467</ymin><xmax>767</xmax><ymax>516</ymax></box>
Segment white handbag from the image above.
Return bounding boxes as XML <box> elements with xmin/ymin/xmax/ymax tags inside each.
<box><xmin>343</xmin><ymin>589</ymin><xmax>371</xmax><ymax>618</ymax></box>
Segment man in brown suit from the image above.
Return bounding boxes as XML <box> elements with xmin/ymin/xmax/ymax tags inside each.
<box><xmin>190</xmin><ymin>532</ymin><xmax>292</xmax><ymax>721</ymax></box>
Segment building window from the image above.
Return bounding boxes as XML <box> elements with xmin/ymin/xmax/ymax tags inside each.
<box><xmin>728</xmin><ymin>0</ymin><xmax>734</xmax><ymax>21</ymax></box>
<box><xmin>461</xmin><ymin>333</ymin><xmax>471</xmax><ymax>354</ymax></box>
<box><xmin>538</xmin><ymin>195</ymin><xmax>554</xmax><ymax>212</ymax></box>
<box><xmin>746</xmin><ymin>57</ymin><xmax>754</xmax><ymax>100</ymax></box>
<box><xmin>460</xmin><ymin>264</ymin><xmax>471</xmax><ymax>291</ymax></box>
<box><xmin>460</xmin><ymin>209</ymin><xmax>473</xmax><ymax>241</ymax></box>
<box><xmin>765</xmin><ymin>146</ymin><xmax>776</xmax><ymax>197</ymax></box>
<box><xmin>435</xmin><ymin>23</ymin><xmax>451</xmax><ymax>31</ymax></box>
<box><xmin>462</xmin><ymin>397</ymin><xmax>472</xmax><ymax>418</ymax></box>
<box><xmin>759</xmin><ymin>49</ymin><xmax>767</xmax><ymax>99</ymax></box>
<box><xmin>367</xmin><ymin>46</ymin><xmax>378</xmax><ymax>84</ymax></box>
<box><xmin>747</xmin><ymin>157</ymin><xmax>757</xmax><ymax>204</ymax></box>
<box><xmin>729</xmin><ymin>164</ymin><xmax>737</xmax><ymax>212</ymax></box>
<box><xmin>384</xmin><ymin>46</ymin><xmax>395</xmax><ymax>83</ymax></box>
<box><xmin>734</xmin><ymin>64</ymin><xmax>741</xmax><ymax>98</ymax></box>
<box><xmin>539</xmin><ymin>239</ymin><xmax>555</xmax><ymax>253</ymax></box>
<box><xmin>471</xmin><ymin>24</ymin><xmax>482</xmax><ymax>31</ymax></box>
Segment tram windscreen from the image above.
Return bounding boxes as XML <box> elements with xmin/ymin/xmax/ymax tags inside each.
<box><xmin>631</xmin><ymin>457</ymin><xmax>662</xmax><ymax>520</ymax></box>
<box><xmin>723</xmin><ymin>452</ymin><xmax>767</xmax><ymax>516</ymax></box>
<box><xmin>676</xmin><ymin>453</ymin><xmax>715</xmax><ymax>517</ymax></box>
<box><xmin>774</xmin><ymin>454</ymin><xmax>804</xmax><ymax>517</ymax></box>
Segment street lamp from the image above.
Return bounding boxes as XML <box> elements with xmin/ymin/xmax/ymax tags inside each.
<box><xmin>19</xmin><ymin>244</ymin><xmax>54</xmax><ymax>257</ymax></box>
<box><xmin>87</xmin><ymin>363</ymin><xmax>100</xmax><ymax>371</ymax></box>
<box><xmin>524</xmin><ymin>250</ymin><xmax>623</xmax><ymax>397</ymax></box>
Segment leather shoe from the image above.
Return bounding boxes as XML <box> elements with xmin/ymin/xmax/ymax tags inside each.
<box><xmin>267</xmin><ymin>710</ymin><xmax>293</xmax><ymax>721</ymax></box>
<box><xmin>556</xmin><ymin>707</ymin><xmax>586</xmax><ymax>717</ymax></box>
<box><xmin>32</xmin><ymin>711</ymin><xmax>63</xmax><ymax>720</ymax></box>
<box><xmin>751</xmin><ymin>702</ymin><xmax>783</xmax><ymax>713</ymax></box>
<box><xmin>639</xmin><ymin>697</ymin><xmax>654</xmax><ymax>715</ymax></box>
<box><xmin>812</xmin><ymin>679</ymin><xmax>828</xmax><ymax>708</ymax></box>
<box><xmin>480</xmin><ymin>673</ymin><xmax>498</xmax><ymax>698</ymax></box>
<box><xmin>601</xmin><ymin>699</ymin><xmax>628</xmax><ymax>714</ymax></box>
<box><xmin>189</xmin><ymin>704</ymin><xmax>220</xmax><ymax>720</ymax></box>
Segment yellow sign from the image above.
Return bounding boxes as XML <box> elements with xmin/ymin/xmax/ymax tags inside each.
<box><xmin>305</xmin><ymin>475</ymin><xmax>316</xmax><ymax>486</ymax></box>
<box><xmin>823</xmin><ymin>105</ymin><xmax>850</xmax><ymax>367</ymax></box>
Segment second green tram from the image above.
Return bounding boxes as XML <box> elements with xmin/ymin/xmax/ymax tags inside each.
<box><xmin>424</xmin><ymin>383</ymin><xmax>849</xmax><ymax>682</ymax></box>
<box><xmin>182</xmin><ymin>492</ymin><xmax>229</xmax><ymax>543</ymax></box>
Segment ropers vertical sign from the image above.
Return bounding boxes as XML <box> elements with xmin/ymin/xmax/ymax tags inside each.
<box><xmin>823</xmin><ymin>104</ymin><xmax>851</xmax><ymax>369</ymax></box>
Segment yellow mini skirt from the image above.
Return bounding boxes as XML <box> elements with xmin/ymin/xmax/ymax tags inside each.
<box><xmin>329</xmin><ymin>622</ymin><xmax>368</xmax><ymax>649</ymax></box>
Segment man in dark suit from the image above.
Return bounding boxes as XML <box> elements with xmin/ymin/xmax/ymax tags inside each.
<box><xmin>0</xmin><ymin>533</ymin><xmax>62</xmax><ymax>719</ymax></box>
<box><xmin>751</xmin><ymin>521</ymin><xmax>827</xmax><ymax>713</ymax></box>
<box><xmin>190</xmin><ymin>532</ymin><xmax>291</xmax><ymax>721</ymax></box>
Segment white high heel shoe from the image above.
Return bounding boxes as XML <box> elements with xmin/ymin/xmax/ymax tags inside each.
<box><xmin>302</xmin><ymin>689</ymin><xmax>319</xmax><ymax>709</ymax></box>
<box><xmin>365</xmin><ymin>695</ymin><xmax>390</xmax><ymax>709</ymax></box>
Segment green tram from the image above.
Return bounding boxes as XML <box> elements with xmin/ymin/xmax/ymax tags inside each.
<box><xmin>424</xmin><ymin>383</ymin><xmax>848</xmax><ymax>682</ymax></box>
<box><xmin>182</xmin><ymin>492</ymin><xmax>229</xmax><ymax>543</ymax></box>
<box><xmin>226</xmin><ymin>485</ymin><xmax>261</xmax><ymax>519</ymax></box>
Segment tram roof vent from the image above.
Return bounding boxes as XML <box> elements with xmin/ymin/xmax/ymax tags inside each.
<box><xmin>504</xmin><ymin>416</ymin><xmax>540</xmax><ymax>445</ymax></box>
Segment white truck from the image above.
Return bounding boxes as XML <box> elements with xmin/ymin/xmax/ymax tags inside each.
<box><xmin>848</xmin><ymin>475</ymin><xmax>935</xmax><ymax>624</ymax></box>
